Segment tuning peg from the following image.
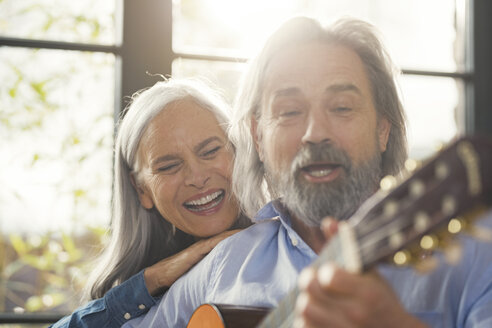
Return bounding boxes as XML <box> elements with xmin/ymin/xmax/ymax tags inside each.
<box><xmin>435</xmin><ymin>161</ymin><xmax>450</xmax><ymax>180</ymax></box>
<box><xmin>393</xmin><ymin>250</ymin><xmax>411</xmax><ymax>266</ymax></box>
<box><xmin>383</xmin><ymin>200</ymin><xmax>399</xmax><ymax>219</ymax></box>
<box><xmin>420</xmin><ymin>235</ymin><xmax>439</xmax><ymax>250</ymax></box>
<box><xmin>448</xmin><ymin>217</ymin><xmax>466</xmax><ymax>234</ymax></box>
<box><xmin>414</xmin><ymin>211</ymin><xmax>431</xmax><ymax>232</ymax></box>
<box><xmin>409</xmin><ymin>179</ymin><xmax>425</xmax><ymax>198</ymax></box>
<box><xmin>380</xmin><ymin>175</ymin><xmax>397</xmax><ymax>192</ymax></box>
<box><xmin>404</xmin><ymin>158</ymin><xmax>420</xmax><ymax>173</ymax></box>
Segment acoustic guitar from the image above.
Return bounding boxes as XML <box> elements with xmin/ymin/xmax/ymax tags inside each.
<box><xmin>187</xmin><ymin>135</ymin><xmax>492</xmax><ymax>328</ymax></box>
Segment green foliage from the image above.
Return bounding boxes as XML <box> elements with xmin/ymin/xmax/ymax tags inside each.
<box><xmin>1</xmin><ymin>229</ymin><xmax>107</xmax><ymax>313</ymax></box>
<box><xmin>0</xmin><ymin>0</ymin><xmax>115</xmax><ymax>322</ymax></box>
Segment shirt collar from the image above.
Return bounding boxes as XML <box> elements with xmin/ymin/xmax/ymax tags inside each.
<box><xmin>254</xmin><ymin>200</ymin><xmax>290</xmax><ymax>223</ymax></box>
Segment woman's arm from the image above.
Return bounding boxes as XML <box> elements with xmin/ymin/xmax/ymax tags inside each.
<box><xmin>49</xmin><ymin>229</ymin><xmax>239</xmax><ymax>327</ymax></box>
<box><xmin>144</xmin><ymin>229</ymin><xmax>240</xmax><ymax>295</ymax></box>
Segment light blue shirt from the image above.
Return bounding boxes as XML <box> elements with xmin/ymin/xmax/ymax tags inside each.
<box><xmin>123</xmin><ymin>201</ymin><xmax>492</xmax><ymax>328</ymax></box>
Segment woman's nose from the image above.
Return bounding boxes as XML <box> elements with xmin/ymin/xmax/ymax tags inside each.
<box><xmin>184</xmin><ymin>161</ymin><xmax>210</xmax><ymax>189</ymax></box>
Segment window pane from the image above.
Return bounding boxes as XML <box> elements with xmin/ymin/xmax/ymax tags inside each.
<box><xmin>173</xmin><ymin>63</ymin><xmax>459</xmax><ymax>162</ymax></box>
<box><xmin>0</xmin><ymin>0</ymin><xmax>116</xmax><ymax>45</ymax></box>
<box><xmin>0</xmin><ymin>47</ymin><xmax>114</xmax><ymax>313</ymax></box>
<box><xmin>172</xmin><ymin>58</ymin><xmax>245</xmax><ymax>103</ymax></box>
<box><xmin>400</xmin><ymin>75</ymin><xmax>459</xmax><ymax>159</ymax></box>
<box><xmin>173</xmin><ymin>0</ymin><xmax>458</xmax><ymax>71</ymax></box>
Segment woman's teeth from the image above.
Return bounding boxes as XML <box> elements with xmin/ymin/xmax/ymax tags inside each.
<box><xmin>184</xmin><ymin>190</ymin><xmax>224</xmax><ymax>212</ymax></box>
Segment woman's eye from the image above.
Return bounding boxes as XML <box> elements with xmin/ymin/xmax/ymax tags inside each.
<box><xmin>158</xmin><ymin>163</ymin><xmax>179</xmax><ymax>172</ymax></box>
<box><xmin>202</xmin><ymin>146</ymin><xmax>220</xmax><ymax>157</ymax></box>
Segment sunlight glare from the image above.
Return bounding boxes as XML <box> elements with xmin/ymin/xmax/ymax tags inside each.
<box><xmin>199</xmin><ymin>0</ymin><xmax>299</xmax><ymax>55</ymax></box>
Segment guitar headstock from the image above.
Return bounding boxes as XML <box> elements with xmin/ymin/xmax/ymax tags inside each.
<box><xmin>339</xmin><ymin>136</ymin><xmax>492</xmax><ymax>273</ymax></box>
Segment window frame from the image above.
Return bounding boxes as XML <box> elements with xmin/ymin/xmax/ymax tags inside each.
<box><xmin>0</xmin><ymin>0</ymin><xmax>490</xmax><ymax>324</ymax></box>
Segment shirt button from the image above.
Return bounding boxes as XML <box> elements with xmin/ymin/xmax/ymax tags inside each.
<box><xmin>124</xmin><ymin>313</ymin><xmax>131</xmax><ymax>320</ymax></box>
<box><xmin>291</xmin><ymin>236</ymin><xmax>298</xmax><ymax>246</ymax></box>
<box><xmin>138</xmin><ymin>304</ymin><xmax>146</xmax><ymax>310</ymax></box>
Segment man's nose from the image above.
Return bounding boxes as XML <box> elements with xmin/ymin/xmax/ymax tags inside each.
<box><xmin>184</xmin><ymin>161</ymin><xmax>210</xmax><ymax>189</ymax></box>
<box><xmin>301</xmin><ymin>109</ymin><xmax>332</xmax><ymax>145</ymax></box>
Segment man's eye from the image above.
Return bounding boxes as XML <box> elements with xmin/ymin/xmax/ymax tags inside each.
<box><xmin>280</xmin><ymin>110</ymin><xmax>301</xmax><ymax>117</ymax></box>
<box><xmin>334</xmin><ymin>107</ymin><xmax>352</xmax><ymax>113</ymax></box>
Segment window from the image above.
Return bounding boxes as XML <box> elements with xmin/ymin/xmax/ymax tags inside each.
<box><xmin>172</xmin><ymin>0</ymin><xmax>470</xmax><ymax>160</ymax></box>
<box><xmin>0</xmin><ymin>0</ymin><xmax>117</xmax><ymax>324</ymax></box>
<box><xmin>1</xmin><ymin>0</ymin><xmax>490</xmax><ymax>325</ymax></box>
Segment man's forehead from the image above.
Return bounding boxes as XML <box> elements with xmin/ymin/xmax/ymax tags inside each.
<box><xmin>259</xmin><ymin>43</ymin><xmax>371</xmax><ymax>108</ymax></box>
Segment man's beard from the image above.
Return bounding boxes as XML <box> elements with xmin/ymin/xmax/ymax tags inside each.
<box><xmin>266</xmin><ymin>143</ymin><xmax>382</xmax><ymax>226</ymax></box>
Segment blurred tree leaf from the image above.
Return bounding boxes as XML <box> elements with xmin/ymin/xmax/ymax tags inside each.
<box><xmin>43</xmin><ymin>273</ymin><xmax>69</xmax><ymax>289</ymax></box>
<box><xmin>29</xmin><ymin>80</ymin><xmax>48</xmax><ymax>103</ymax></box>
<box><xmin>3</xmin><ymin>259</ymin><xmax>25</xmax><ymax>278</ymax></box>
<box><xmin>22</xmin><ymin>254</ymin><xmax>51</xmax><ymax>271</ymax></box>
<box><xmin>73</xmin><ymin>189</ymin><xmax>86</xmax><ymax>199</ymax></box>
<box><xmin>9</xmin><ymin>235</ymin><xmax>28</xmax><ymax>256</ymax></box>
<box><xmin>8</xmin><ymin>87</ymin><xmax>16</xmax><ymax>98</ymax></box>
<box><xmin>61</xmin><ymin>234</ymin><xmax>82</xmax><ymax>262</ymax></box>
<box><xmin>25</xmin><ymin>295</ymin><xmax>42</xmax><ymax>311</ymax></box>
<box><xmin>31</xmin><ymin>153</ymin><xmax>40</xmax><ymax>165</ymax></box>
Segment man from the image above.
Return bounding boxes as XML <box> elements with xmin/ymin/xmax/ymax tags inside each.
<box><xmin>123</xmin><ymin>17</ymin><xmax>492</xmax><ymax>328</ymax></box>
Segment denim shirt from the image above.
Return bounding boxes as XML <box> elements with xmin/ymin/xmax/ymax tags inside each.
<box><xmin>123</xmin><ymin>201</ymin><xmax>492</xmax><ymax>328</ymax></box>
<box><xmin>50</xmin><ymin>270</ymin><xmax>159</xmax><ymax>328</ymax></box>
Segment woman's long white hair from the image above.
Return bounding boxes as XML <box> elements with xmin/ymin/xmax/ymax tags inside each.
<box><xmin>229</xmin><ymin>17</ymin><xmax>408</xmax><ymax>219</ymax></box>
<box><xmin>86</xmin><ymin>77</ymin><xmax>235</xmax><ymax>299</ymax></box>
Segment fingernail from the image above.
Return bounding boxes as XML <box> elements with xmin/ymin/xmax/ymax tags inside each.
<box><xmin>318</xmin><ymin>263</ymin><xmax>335</xmax><ymax>286</ymax></box>
<box><xmin>293</xmin><ymin>317</ymin><xmax>305</xmax><ymax>328</ymax></box>
<box><xmin>295</xmin><ymin>292</ymin><xmax>308</xmax><ymax>312</ymax></box>
<box><xmin>298</xmin><ymin>267</ymin><xmax>315</xmax><ymax>290</ymax></box>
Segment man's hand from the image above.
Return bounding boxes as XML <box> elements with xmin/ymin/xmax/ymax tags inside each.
<box><xmin>294</xmin><ymin>218</ymin><xmax>428</xmax><ymax>328</ymax></box>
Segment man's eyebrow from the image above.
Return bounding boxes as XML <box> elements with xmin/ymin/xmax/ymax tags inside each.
<box><xmin>194</xmin><ymin>136</ymin><xmax>222</xmax><ymax>153</ymax></box>
<box><xmin>272</xmin><ymin>87</ymin><xmax>302</xmax><ymax>98</ymax></box>
<box><xmin>272</xmin><ymin>84</ymin><xmax>361</xmax><ymax>99</ymax></box>
<box><xmin>325</xmin><ymin>83</ymin><xmax>362</xmax><ymax>95</ymax></box>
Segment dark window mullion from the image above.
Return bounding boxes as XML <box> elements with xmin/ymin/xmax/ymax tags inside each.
<box><xmin>0</xmin><ymin>36</ymin><xmax>120</xmax><ymax>54</ymax></box>
<box><xmin>470</xmin><ymin>0</ymin><xmax>492</xmax><ymax>136</ymax></box>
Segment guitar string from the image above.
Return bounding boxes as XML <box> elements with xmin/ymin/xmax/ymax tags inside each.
<box><xmin>257</xmin><ymin>237</ymin><xmax>345</xmax><ymax>327</ymax></box>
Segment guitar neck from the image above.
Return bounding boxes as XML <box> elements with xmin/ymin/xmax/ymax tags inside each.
<box><xmin>187</xmin><ymin>136</ymin><xmax>492</xmax><ymax>328</ymax></box>
<box><xmin>258</xmin><ymin>136</ymin><xmax>492</xmax><ymax>327</ymax></box>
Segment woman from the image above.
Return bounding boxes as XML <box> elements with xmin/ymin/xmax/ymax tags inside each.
<box><xmin>50</xmin><ymin>78</ymin><xmax>250</xmax><ymax>327</ymax></box>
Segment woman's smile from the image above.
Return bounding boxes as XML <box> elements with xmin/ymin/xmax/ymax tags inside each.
<box><xmin>183</xmin><ymin>189</ymin><xmax>226</xmax><ymax>215</ymax></box>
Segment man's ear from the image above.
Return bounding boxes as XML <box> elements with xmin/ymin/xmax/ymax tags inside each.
<box><xmin>378</xmin><ymin>117</ymin><xmax>391</xmax><ymax>153</ymax></box>
<box><xmin>251</xmin><ymin>116</ymin><xmax>264</xmax><ymax>162</ymax></box>
<box><xmin>130</xmin><ymin>173</ymin><xmax>154</xmax><ymax>209</ymax></box>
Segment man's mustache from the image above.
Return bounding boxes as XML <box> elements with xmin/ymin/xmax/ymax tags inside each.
<box><xmin>290</xmin><ymin>143</ymin><xmax>353</xmax><ymax>176</ymax></box>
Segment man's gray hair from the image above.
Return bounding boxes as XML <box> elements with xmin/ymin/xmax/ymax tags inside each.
<box><xmin>86</xmin><ymin>77</ymin><xmax>232</xmax><ymax>299</ymax></box>
<box><xmin>229</xmin><ymin>16</ymin><xmax>407</xmax><ymax>219</ymax></box>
